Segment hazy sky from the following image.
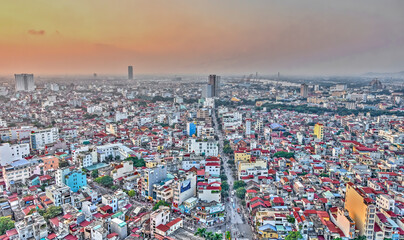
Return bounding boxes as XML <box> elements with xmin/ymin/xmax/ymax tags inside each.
<box><xmin>1</xmin><ymin>0</ymin><xmax>404</xmax><ymax>75</ymax></box>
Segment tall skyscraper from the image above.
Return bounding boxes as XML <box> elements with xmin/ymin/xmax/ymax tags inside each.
<box><xmin>300</xmin><ymin>83</ymin><xmax>308</xmax><ymax>97</ymax></box>
<box><xmin>128</xmin><ymin>66</ymin><xmax>133</xmax><ymax>80</ymax></box>
<box><xmin>202</xmin><ymin>84</ymin><xmax>213</xmax><ymax>98</ymax></box>
<box><xmin>204</xmin><ymin>74</ymin><xmax>220</xmax><ymax>98</ymax></box>
<box><xmin>15</xmin><ymin>74</ymin><xmax>35</xmax><ymax>92</ymax></box>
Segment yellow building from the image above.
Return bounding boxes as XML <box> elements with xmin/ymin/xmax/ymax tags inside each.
<box><xmin>146</xmin><ymin>161</ymin><xmax>158</xmax><ymax>168</ymax></box>
<box><xmin>234</xmin><ymin>150</ymin><xmax>251</xmax><ymax>162</ymax></box>
<box><xmin>313</xmin><ymin>123</ymin><xmax>324</xmax><ymax>140</ymax></box>
<box><xmin>257</xmin><ymin>229</ymin><xmax>278</xmax><ymax>239</ymax></box>
<box><xmin>344</xmin><ymin>182</ymin><xmax>376</xmax><ymax>239</ymax></box>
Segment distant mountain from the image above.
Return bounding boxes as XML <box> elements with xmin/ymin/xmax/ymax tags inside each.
<box><xmin>362</xmin><ymin>71</ymin><xmax>404</xmax><ymax>78</ymax></box>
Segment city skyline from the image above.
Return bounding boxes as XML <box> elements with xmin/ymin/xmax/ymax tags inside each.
<box><xmin>1</xmin><ymin>0</ymin><xmax>404</xmax><ymax>76</ymax></box>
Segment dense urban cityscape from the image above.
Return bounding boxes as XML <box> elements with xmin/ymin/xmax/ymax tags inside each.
<box><xmin>2</xmin><ymin>0</ymin><xmax>404</xmax><ymax>240</ymax></box>
<box><xmin>0</xmin><ymin>70</ymin><xmax>403</xmax><ymax>240</ymax></box>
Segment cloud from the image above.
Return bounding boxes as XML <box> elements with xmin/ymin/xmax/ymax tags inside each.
<box><xmin>28</xmin><ymin>29</ymin><xmax>45</xmax><ymax>36</ymax></box>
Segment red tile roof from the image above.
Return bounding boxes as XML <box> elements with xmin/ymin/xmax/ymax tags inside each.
<box><xmin>156</xmin><ymin>224</ymin><xmax>170</xmax><ymax>232</ymax></box>
<box><xmin>166</xmin><ymin>218</ymin><xmax>182</xmax><ymax>228</ymax></box>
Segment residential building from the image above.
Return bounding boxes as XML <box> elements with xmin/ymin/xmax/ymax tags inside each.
<box><xmin>110</xmin><ymin>218</ymin><xmax>128</xmax><ymax>239</ymax></box>
<box><xmin>30</xmin><ymin>128</ymin><xmax>59</xmax><ymax>150</ymax></box>
<box><xmin>142</xmin><ymin>165</ymin><xmax>167</xmax><ymax>200</ymax></box>
<box><xmin>172</xmin><ymin>172</ymin><xmax>197</xmax><ymax>209</ymax></box>
<box><xmin>188</xmin><ymin>139</ymin><xmax>218</xmax><ymax>157</ymax></box>
<box><xmin>15</xmin><ymin>213</ymin><xmax>47</xmax><ymax>240</ymax></box>
<box><xmin>0</xmin><ymin>143</ymin><xmax>30</xmax><ymax>166</ymax></box>
<box><xmin>2</xmin><ymin>159</ymin><xmax>34</xmax><ymax>190</ymax></box>
<box><xmin>38</xmin><ymin>155</ymin><xmax>59</xmax><ymax>173</ymax></box>
<box><xmin>376</xmin><ymin>194</ymin><xmax>395</xmax><ymax>211</ymax></box>
<box><xmin>150</xmin><ymin>207</ymin><xmax>170</xmax><ymax>237</ymax></box>
<box><xmin>344</xmin><ymin>182</ymin><xmax>376</xmax><ymax>239</ymax></box>
<box><xmin>45</xmin><ymin>184</ymin><xmax>74</xmax><ymax>206</ymax></box>
<box><xmin>314</xmin><ymin>123</ymin><xmax>324</xmax><ymax>140</ymax></box>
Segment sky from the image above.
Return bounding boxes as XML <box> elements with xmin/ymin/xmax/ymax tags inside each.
<box><xmin>1</xmin><ymin>0</ymin><xmax>404</xmax><ymax>76</ymax></box>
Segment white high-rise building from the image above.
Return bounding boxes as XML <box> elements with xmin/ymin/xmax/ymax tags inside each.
<box><xmin>0</xmin><ymin>143</ymin><xmax>30</xmax><ymax>166</ymax></box>
<box><xmin>30</xmin><ymin>128</ymin><xmax>59</xmax><ymax>150</ymax></box>
<box><xmin>187</xmin><ymin>139</ymin><xmax>218</xmax><ymax>157</ymax></box>
<box><xmin>15</xmin><ymin>74</ymin><xmax>35</xmax><ymax>92</ymax></box>
<box><xmin>245</xmin><ymin>119</ymin><xmax>252</xmax><ymax>135</ymax></box>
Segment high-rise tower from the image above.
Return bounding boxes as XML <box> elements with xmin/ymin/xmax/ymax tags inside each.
<box><xmin>208</xmin><ymin>74</ymin><xmax>220</xmax><ymax>97</ymax></box>
<box><xmin>128</xmin><ymin>66</ymin><xmax>133</xmax><ymax>80</ymax></box>
<box><xmin>300</xmin><ymin>83</ymin><xmax>308</xmax><ymax>97</ymax></box>
<box><xmin>15</xmin><ymin>74</ymin><xmax>35</xmax><ymax>92</ymax></box>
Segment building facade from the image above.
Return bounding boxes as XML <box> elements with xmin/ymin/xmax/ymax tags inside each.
<box><xmin>15</xmin><ymin>73</ymin><xmax>35</xmax><ymax>92</ymax></box>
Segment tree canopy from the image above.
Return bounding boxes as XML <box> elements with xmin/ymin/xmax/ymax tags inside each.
<box><xmin>273</xmin><ymin>151</ymin><xmax>295</xmax><ymax>159</ymax></box>
<box><xmin>125</xmin><ymin>157</ymin><xmax>146</xmax><ymax>168</ymax></box>
<box><xmin>0</xmin><ymin>217</ymin><xmax>15</xmax><ymax>235</ymax></box>
<box><xmin>95</xmin><ymin>176</ymin><xmax>114</xmax><ymax>187</ymax></box>
<box><xmin>236</xmin><ymin>187</ymin><xmax>246</xmax><ymax>199</ymax></box>
<box><xmin>285</xmin><ymin>231</ymin><xmax>302</xmax><ymax>240</ymax></box>
<box><xmin>38</xmin><ymin>206</ymin><xmax>63</xmax><ymax>221</ymax></box>
<box><xmin>128</xmin><ymin>190</ymin><xmax>136</xmax><ymax>197</ymax></box>
<box><xmin>233</xmin><ymin>180</ymin><xmax>246</xmax><ymax>190</ymax></box>
<box><xmin>153</xmin><ymin>200</ymin><xmax>170</xmax><ymax>211</ymax></box>
<box><xmin>91</xmin><ymin>169</ymin><xmax>99</xmax><ymax>178</ymax></box>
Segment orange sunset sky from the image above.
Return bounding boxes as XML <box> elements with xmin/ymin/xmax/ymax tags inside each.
<box><xmin>1</xmin><ymin>0</ymin><xmax>404</xmax><ymax>75</ymax></box>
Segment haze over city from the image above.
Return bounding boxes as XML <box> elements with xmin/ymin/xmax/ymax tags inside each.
<box><xmin>1</xmin><ymin>2</ymin><xmax>404</xmax><ymax>240</ymax></box>
<box><xmin>1</xmin><ymin>0</ymin><xmax>404</xmax><ymax>76</ymax></box>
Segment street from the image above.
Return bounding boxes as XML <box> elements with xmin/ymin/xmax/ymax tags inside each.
<box><xmin>207</xmin><ymin>109</ymin><xmax>254</xmax><ymax>239</ymax></box>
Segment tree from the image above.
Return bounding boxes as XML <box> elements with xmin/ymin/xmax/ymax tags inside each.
<box><xmin>212</xmin><ymin>233</ymin><xmax>223</xmax><ymax>240</ymax></box>
<box><xmin>221</xmin><ymin>181</ymin><xmax>229</xmax><ymax>192</ymax></box>
<box><xmin>91</xmin><ymin>169</ymin><xmax>99</xmax><ymax>178</ymax></box>
<box><xmin>225</xmin><ymin>231</ymin><xmax>231</xmax><ymax>240</ymax></box>
<box><xmin>233</xmin><ymin>180</ymin><xmax>246</xmax><ymax>190</ymax></box>
<box><xmin>283</xmin><ymin>132</ymin><xmax>292</xmax><ymax>137</ymax></box>
<box><xmin>152</xmin><ymin>200</ymin><xmax>170</xmax><ymax>211</ymax></box>
<box><xmin>0</xmin><ymin>217</ymin><xmax>15</xmax><ymax>235</ymax></box>
<box><xmin>287</xmin><ymin>216</ymin><xmax>296</xmax><ymax>224</ymax></box>
<box><xmin>205</xmin><ymin>231</ymin><xmax>214</xmax><ymax>240</ymax></box>
<box><xmin>220</xmin><ymin>174</ymin><xmax>228</xmax><ymax>181</ymax></box>
<box><xmin>221</xmin><ymin>181</ymin><xmax>230</xmax><ymax>198</ymax></box>
<box><xmin>194</xmin><ymin>228</ymin><xmax>207</xmax><ymax>237</ymax></box>
<box><xmin>95</xmin><ymin>176</ymin><xmax>114</xmax><ymax>187</ymax></box>
<box><xmin>236</xmin><ymin>187</ymin><xmax>246</xmax><ymax>199</ymax></box>
<box><xmin>38</xmin><ymin>206</ymin><xmax>63</xmax><ymax>221</ymax></box>
<box><xmin>223</xmin><ymin>143</ymin><xmax>233</xmax><ymax>154</ymax></box>
<box><xmin>106</xmin><ymin>155</ymin><xmax>113</xmax><ymax>162</ymax></box>
<box><xmin>134</xmin><ymin>158</ymin><xmax>146</xmax><ymax>167</ymax></box>
<box><xmin>128</xmin><ymin>190</ymin><xmax>136</xmax><ymax>197</ymax></box>
<box><xmin>125</xmin><ymin>157</ymin><xmax>146</xmax><ymax>168</ymax></box>
<box><xmin>285</xmin><ymin>231</ymin><xmax>302</xmax><ymax>240</ymax></box>
<box><xmin>273</xmin><ymin>151</ymin><xmax>295</xmax><ymax>159</ymax></box>
<box><xmin>353</xmin><ymin>236</ymin><xmax>367</xmax><ymax>240</ymax></box>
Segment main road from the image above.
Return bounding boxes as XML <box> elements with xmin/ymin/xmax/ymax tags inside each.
<box><xmin>208</xmin><ymin>108</ymin><xmax>254</xmax><ymax>239</ymax></box>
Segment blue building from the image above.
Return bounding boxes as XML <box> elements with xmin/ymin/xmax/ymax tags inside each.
<box><xmin>187</xmin><ymin>122</ymin><xmax>196</xmax><ymax>136</ymax></box>
<box><xmin>59</xmin><ymin>168</ymin><xmax>87</xmax><ymax>192</ymax></box>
